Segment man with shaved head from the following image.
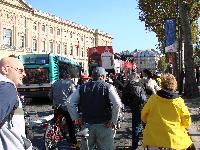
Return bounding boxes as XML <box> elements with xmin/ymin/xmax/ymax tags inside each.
<box><xmin>0</xmin><ymin>57</ymin><xmax>32</xmax><ymax>150</ymax></box>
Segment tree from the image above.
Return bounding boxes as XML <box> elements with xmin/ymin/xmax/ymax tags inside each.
<box><xmin>138</xmin><ymin>0</ymin><xmax>200</xmax><ymax>98</ymax></box>
<box><xmin>179</xmin><ymin>2</ymin><xmax>199</xmax><ymax>97</ymax></box>
<box><xmin>157</xmin><ymin>56</ymin><xmax>168</xmax><ymax>72</ymax></box>
<box><xmin>194</xmin><ymin>42</ymin><xmax>200</xmax><ymax>66</ymax></box>
<box><xmin>138</xmin><ymin>0</ymin><xmax>200</xmax><ymax>50</ymax></box>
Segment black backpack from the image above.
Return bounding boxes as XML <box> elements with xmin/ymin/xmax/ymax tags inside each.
<box><xmin>0</xmin><ymin>100</ymin><xmax>19</xmax><ymax>128</ymax></box>
<box><xmin>122</xmin><ymin>81</ymin><xmax>145</xmax><ymax>108</ymax></box>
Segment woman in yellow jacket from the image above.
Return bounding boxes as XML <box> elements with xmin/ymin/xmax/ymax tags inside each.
<box><xmin>141</xmin><ymin>73</ymin><xmax>193</xmax><ymax>150</ymax></box>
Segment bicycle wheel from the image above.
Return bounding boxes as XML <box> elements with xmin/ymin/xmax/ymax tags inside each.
<box><xmin>44</xmin><ymin>123</ymin><xmax>60</xmax><ymax>150</ymax></box>
<box><xmin>25</xmin><ymin>123</ymin><xmax>34</xmax><ymax>140</ymax></box>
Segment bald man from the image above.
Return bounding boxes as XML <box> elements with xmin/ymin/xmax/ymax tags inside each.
<box><xmin>0</xmin><ymin>57</ymin><xmax>32</xmax><ymax>150</ymax></box>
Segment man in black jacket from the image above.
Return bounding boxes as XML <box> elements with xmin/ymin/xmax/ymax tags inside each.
<box><xmin>122</xmin><ymin>72</ymin><xmax>147</xmax><ymax>150</ymax></box>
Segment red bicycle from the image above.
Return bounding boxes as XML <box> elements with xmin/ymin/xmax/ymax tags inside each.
<box><xmin>43</xmin><ymin>105</ymin><xmax>80</xmax><ymax>150</ymax></box>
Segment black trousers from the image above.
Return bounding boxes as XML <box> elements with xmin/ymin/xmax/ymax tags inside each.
<box><xmin>131</xmin><ymin>107</ymin><xmax>143</xmax><ymax>149</ymax></box>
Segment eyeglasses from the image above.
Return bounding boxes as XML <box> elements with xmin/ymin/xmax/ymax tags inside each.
<box><xmin>6</xmin><ymin>66</ymin><xmax>25</xmax><ymax>74</ymax></box>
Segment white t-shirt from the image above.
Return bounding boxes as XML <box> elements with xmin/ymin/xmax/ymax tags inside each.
<box><xmin>101</xmin><ymin>51</ymin><xmax>114</xmax><ymax>69</ymax></box>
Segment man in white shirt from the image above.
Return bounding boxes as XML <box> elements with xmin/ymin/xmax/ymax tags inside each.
<box><xmin>101</xmin><ymin>47</ymin><xmax>114</xmax><ymax>70</ymax></box>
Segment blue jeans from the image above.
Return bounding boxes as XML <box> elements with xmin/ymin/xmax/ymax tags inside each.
<box><xmin>132</xmin><ymin>108</ymin><xmax>143</xmax><ymax>149</ymax></box>
<box><xmin>80</xmin><ymin>123</ymin><xmax>115</xmax><ymax>150</ymax></box>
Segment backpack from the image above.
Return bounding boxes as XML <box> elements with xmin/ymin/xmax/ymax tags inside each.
<box><xmin>0</xmin><ymin>100</ymin><xmax>19</xmax><ymax>128</ymax></box>
<box><xmin>122</xmin><ymin>81</ymin><xmax>145</xmax><ymax>108</ymax></box>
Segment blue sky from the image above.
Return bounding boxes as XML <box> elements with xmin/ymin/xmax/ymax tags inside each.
<box><xmin>25</xmin><ymin>0</ymin><xmax>199</xmax><ymax>53</ymax></box>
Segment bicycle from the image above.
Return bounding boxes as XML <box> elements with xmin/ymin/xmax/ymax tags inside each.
<box><xmin>20</xmin><ymin>96</ymin><xmax>34</xmax><ymax>140</ymax></box>
<box><xmin>43</xmin><ymin>105</ymin><xmax>80</xmax><ymax>150</ymax></box>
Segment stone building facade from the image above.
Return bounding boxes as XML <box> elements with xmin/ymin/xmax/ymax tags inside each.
<box><xmin>121</xmin><ymin>49</ymin><xmax>161</xmax><ymax>72</ymax></box>
<box><xmin>0</xmin><ymin>0</ymin><xmax>113</xmax><ymax>72</ymax></box>
<box><xmin>131</xmin><ymin>49</ymin><xmax>161</xmax><ymax>72</ymax></box>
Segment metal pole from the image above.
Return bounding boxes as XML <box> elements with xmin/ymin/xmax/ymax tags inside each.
<box><xmin>177</xmin><ymin>0</ymin><xmax>184</xmax><ymax>94</ymax></box>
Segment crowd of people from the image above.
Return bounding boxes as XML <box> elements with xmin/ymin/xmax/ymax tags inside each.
<box><xmin>0</xmin><ymin>56</ymin><xmax>195</xmax><ymax>150</ymax></box>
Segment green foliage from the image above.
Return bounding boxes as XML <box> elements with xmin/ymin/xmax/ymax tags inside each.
<box><xmin>194</xmin><ymin>42</ymin><xmax>200</xmax><ymax>66</ymax></box>
<box><xmin>157</xmin><ymin>56</ymin><xmax>168</xmax><ymax>72</ymax></box>
<box><xmin>138</xmin><ymin>0</ymin><xmax>200</xmax><ymax>51</ymax></box>
<box><xmin>191</xmin><ymin>21</ymin><xmax>199</xmax><ymax>43</ymax></box>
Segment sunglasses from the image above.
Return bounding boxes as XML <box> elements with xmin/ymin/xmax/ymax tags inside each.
<box><xmin>6</xmin><ymin>66</ymin><xmax>25</xmax><ymax>74</ymax></box>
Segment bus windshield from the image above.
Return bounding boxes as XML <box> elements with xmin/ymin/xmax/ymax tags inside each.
<box><xmin>23</xmin><ymin>68</ymin><xmax>49</xmax><ymax>84</ymax></box>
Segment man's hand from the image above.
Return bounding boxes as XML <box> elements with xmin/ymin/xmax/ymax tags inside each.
<box><xmin>104</xmin><ymin>120</ymin><xmax>115</xmax><ymax>128</ymax></box>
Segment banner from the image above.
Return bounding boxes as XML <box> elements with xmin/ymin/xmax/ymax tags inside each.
<box><xmin>88</xmin><ymin>46</ymin><xmax>114</xmax><ymax>70</ymax></box>
<box><xmin>88</xmin><ymin>46</ymin><xmax>114</xmax><ymax>76</ymax></box>
<box><xmin>164</xmin><ymin>19</ymin><xmax>177</xmax><ymax>52</ymax></box>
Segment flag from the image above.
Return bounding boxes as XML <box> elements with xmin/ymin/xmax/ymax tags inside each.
<box><xmin>164</xmin><ymin>19</ymin><xmax>177</xmax><ymax>52</ymax></box>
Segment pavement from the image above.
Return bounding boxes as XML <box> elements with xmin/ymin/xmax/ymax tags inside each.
<box><xmin>114</xmin><ymin>97</ymin><xmax>200</xmax><ymax>150</ymax></box>
<box><xmin>185</xmin><ymin>97</ymin><xmax>200</xmax><ymax>149</ymax></box>
<box><xmin>188</xmin><ymin>123</ymin><xmax>200</xmax><ymax>149</ymax></box>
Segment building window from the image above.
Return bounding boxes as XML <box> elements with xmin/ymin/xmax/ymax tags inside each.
<box><xmin>77</xmin><ymin>48</ymin><xmax>79</xmax><ymax>56</ymax></box>
<box><xmin>70</xmin><ymin>32</ymin><xmax>73</xmax><ymax>38</ymax></box>
<box><xmin>77</xmin><ymin>34</ymin><xmax>80</xmax><ymax>41</ymax></box>
<box><xmin>64</xmin><ymin>44</ymin><xmax>67</xmax><ymax>55</ymax></box>
<box><xmin>57</xmin><ymin>43</ymin><xmax>61</xmax><ymax>54</ymax></box>
<box><xmin>33</xmin><ymin>22</ymin><xmax>37</xmax><ymax>30</ymax></box>
<box><xmin>42</xmin><ymin>25</ymin><xmax>45</xmax><ymax>32</ymax></box>
<box><xmin>81</xmin><ymin>48</ymin><xmax>84</xmax><ymax>57</ymax></box>
<box><xmin>91</xmin><ymin>37</ymin><xmax>94</xmax><ymax>44</ymax></box>
<box><xmin>3</xmin><ymin>28</ymin><xmax>12</xmax><ymax>47</ymax></box>
<box><xmin>63</xmin><ymin>30</ymin><xmax>67</xmax><ymax>38</ymax></box>
<box><xmin>49</xmin><ymin>27</ymin><xmax>53</xmax><ymax>34</ymax></box>
<box><xmin>19</xmin><ymin>35</ymin><xmax>25</xmax><ymax>48</ymax></box>
<box><xmin>49</xmin><ymin>42</ymin><xmax>53</xmax><ymax>53</ymax></box>
<box><xmin>41</xmin><ymin>41</ymin><xmax>45</xmax><ymax>52</ymax></box>
<box><xmin>70</xmin><ymin>44</ymin><xmax>73</xmax><ymax>55</ymax></box>
<box><xmin>57</xmin><ymin>29</ymin><xmax>60</xmax><ymax>35</ymax></box>
<box><xmin>32</xmin><ymin>39</ymin><xmax>37</xmax><ymax>51</ymax></box>
<box><xmin>85</xmin><ymin>37</ymin><xmax>88</xmax><ymax>43</ymax></box>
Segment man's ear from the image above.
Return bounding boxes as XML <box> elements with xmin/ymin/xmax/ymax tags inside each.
<box><xmin>101</xmin><ymin>75</ymin><xmax>106</xmax><ymax>80</ymax></box>
<box><xmin>1</xmin><ymin>66</ymin><xmax>8</xmax><ymax>75</ymax></box>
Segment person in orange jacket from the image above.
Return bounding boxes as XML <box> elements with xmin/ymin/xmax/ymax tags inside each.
<box><xmin>141</xmin><ymin>73</ymin><xmax>193</xmax><ymax>150</ymax></box>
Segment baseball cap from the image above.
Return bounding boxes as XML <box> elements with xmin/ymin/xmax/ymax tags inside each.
<box><xmin>92</xmin><ymin>67</ymin><xmax>108</xmax><ymax>77</ymax></box>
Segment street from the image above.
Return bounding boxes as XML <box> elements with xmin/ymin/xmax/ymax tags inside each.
<box><xmin>25</xmin><ymin>97</ymin><xmax>200</xmax><ymax>150</ymax></box>
<box><xmin>25</xmin><ymin>100</ymin><xmax>144</xmax><ymax>150</ymax></box>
